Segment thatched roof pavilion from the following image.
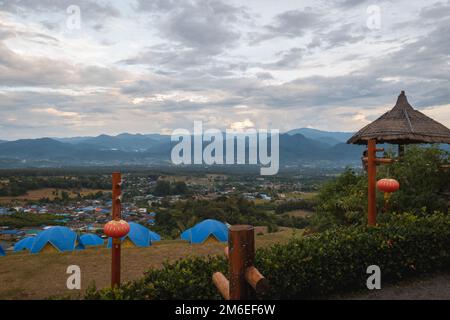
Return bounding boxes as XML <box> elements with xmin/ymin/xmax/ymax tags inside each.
<box><xmin>348</xmin><ymin>91</ymin><xmax>450</xmax><ymax>145</ymax></box>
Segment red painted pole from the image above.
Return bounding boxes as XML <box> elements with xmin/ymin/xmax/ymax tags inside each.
<box><xmin>111</xmin><ymin>172</ymin><xmax>122</xmax><ymax>288</ymax></box>
<box><xmin>367</xmin><ymin>139</ymin><xmax>377</xmax><ymax>226</ymax></box>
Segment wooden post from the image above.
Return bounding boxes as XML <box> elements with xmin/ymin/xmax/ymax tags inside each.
<box><xmin>111</xmin><ymin>172</ymin><xmax>122</xmax><ymax>288</ymax></box>
<box><xmin>229</xmin><ymin>225</ymin><xmax>255</xmax><ymax>300</ymax></box>
<box><xmin>398</xmin><ymin>144</ymin><xmax>405</xmax><ymax>159</ymax></box>
<box><xmin>367</xmin><ymin>139</ymin><xmax>377</xmax><ymax>226</ymax></box>
<box><xmin>213</xmin><ymin>226</ymin><xmax>268</xmax><ymax>300</ymax></box>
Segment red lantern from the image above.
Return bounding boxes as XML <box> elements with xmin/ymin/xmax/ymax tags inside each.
<box><xmin>104</xmin><ymin>219</ymin><xmax>130</xmax><ymax>238</ymax></box>
<box><xmin>377</xmin><ymin>178</ymin><xmax>400</xmax><ymax>193</ymax></box>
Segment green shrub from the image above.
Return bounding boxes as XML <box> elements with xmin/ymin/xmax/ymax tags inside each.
<box><xmin>85</xmin><ymin>256</ymin><xmax>227</xmax><ymax>300</ymax></box>
<box><xmin>312</xmin><ymin>168</ymin><xmax>367</xmax><ymax>229</ymax></box>
<box><xmin>312</xmin><ymin>146</ymin><xmax>449</xmax><ymax>230</ymax></box>
<box><xmin>379</xmin><ymin>145</ymin><xmax>449</xmax><ymax>214</ymax></box>
<box><xmin>275</xmin><ymin>199</ymin><xmax>316</xmax><ymax>214</ymax></box>
<box><xmin>85</xmin><ymin>212</ymin><xmax>450</xmax><ymax>300</ymax></box>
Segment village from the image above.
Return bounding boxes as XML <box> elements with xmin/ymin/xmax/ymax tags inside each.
<box><xmin>0</xmin><ymin>170</ymin><xmax>316</xmax><ymax>253</ymax></box>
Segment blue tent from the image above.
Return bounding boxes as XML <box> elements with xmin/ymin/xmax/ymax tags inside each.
<box><xmin>0</xmin><ymin>245</ymin><xmax>5</xmax><ymax>256</ymax></box>
<box><xmin>107</xmin><ymin>222</ymin><xmax>161</xmax><ymax>248</ymax></box>
<box><xmin>148</xmin><ymin>229</ymin><xmax>161</xmax><ymax>241</ymax></box>
<box><xmin>79</xmin><ymin>234</ymin><xmax>104</xmax><ymax>247</ymax></box>
<box><xmin>181</xmin><ymin>219</ymin><xmax>228</xmax><ymax>244</ymax></box>
<box><xmin>30</xmin><ymin>226</ymin><xmax>81</xmax><ymax>254</ymax></box>
<box><xmin>14</xmin><ymin>236</ymin><xmax>36</xmax><ymax>252</ymax></box>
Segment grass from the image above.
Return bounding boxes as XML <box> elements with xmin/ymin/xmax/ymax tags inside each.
<box><xmin>284</xmin><ymin>192</ymin><xmax>318</xmax><ymax>200</ymax></box>
<box><xmin>0</xmin><ymin>188</ymin><xmax>108</xmax><ymax>204</ymax></box>
<box><xmin>282</xmin><ymin>209</ymin><xmax>314</xmax><ymax>218</ymax></box>
<box><xmin>0</xmin><ymin>227</ymin><xmax>298</xmax><ymax>300</ymax></box>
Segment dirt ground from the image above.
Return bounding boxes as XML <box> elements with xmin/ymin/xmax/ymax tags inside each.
<box><xmin>0</xmin><ymin>228</ymin><xmax>296</xmax><ymax>300</ymax></box>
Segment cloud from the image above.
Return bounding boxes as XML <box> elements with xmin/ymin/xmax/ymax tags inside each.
<box><xmin>0</xmin><ymin>0</ymin><xmax>120</xmax><ymax>21</ymax></box>
<box><xmin>230</xmin><ymin>119</ymin><xmax>255</xmax><ymax>130</ymax></box>
<box><xmin>0</xmin><ymin>42</ymin><xmax>129</xmax><ymax>87</ymax></box>
<box><xmin>251</xmin><ymin>8</ymin><xmax>322</xmax><ymax>43</ymax></box>
<box><xmin>0</xmin><ymin>0</ymin><xmax>449</xmax><ymax>140</ymax></box>
<box><xmin>419</xmin><ymin>0</ymin><xmax>450</xmax><ymax>20</ymax></box>
<box><xmin>138</xmin><ymin>0</ymin><xmax>249</xmax><ymax>54</ymax></box>
<box><xmin>32</xmin><ymin>107</ymin><xmax>79</xmax><ymax>118</ymax></box>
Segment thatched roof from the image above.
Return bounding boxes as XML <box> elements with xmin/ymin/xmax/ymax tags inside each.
<box><xmin>347</xmin><ymin>91</ymin><xmax>450</xmax><ymax>145</ymax></box>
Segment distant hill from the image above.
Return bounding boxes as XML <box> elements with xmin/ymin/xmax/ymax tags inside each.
<box><xmin>287</xmin><ymin>128</ymin><xmax>354</xmax><ymax>146</ymax></box>
<box><xmin>4</xmin><ymin>129</ymin><xmax>447</xmax><ymax>170</ymax></box>
<box><xmin>0</xmin><ymin>132</ymin><xmax>366</xmax><ymax>169</ymax></box>
<box><xmin>82</xmin><ymin>133</ymin><xmax>161</xmax><ymax>152</ymax></box>
<box><xmin>0</xmin><ymin>138</ymin><xmax>75</xmax><ymax>158</ymax></box>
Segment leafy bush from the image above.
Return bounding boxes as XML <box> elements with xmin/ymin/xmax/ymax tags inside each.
<box><xmin>84</xmin><ymin>212</ymin><xmax>450</xmax><ymax>300</ymax></box>
<box><xmin>152</xmin><ymin>196</ymin><xmax>278</xmax><ymax>239</ymax></box>
<box><xmin>312</xmin><ymin>168</ymin><xmax>367</xmax><ymax>229</ymax></box>
<box><xmin>153</xmin><ymin>180</ymin><xmax>189</xmax><ymax>196</ymax></box>
<box><xmin>379</xmin><ymin>145</ymin><xmax>449</xmax><ymax>214</ymax></box>
<box><xmin>275</xmin><ymin>199</ymin><xmax>316</xmax><ymax>214</ymax></box>
<box><xmin>0</xmin><ymin>213</ymin><xmax>64</xmax><ymax>228</ymax></box>
<box><xmin>312</xmin><ymin>145</ymin><xmax>449</xmax><ymax>230</ymax></box>
<box><xmin>85</xmin><ymin>256</ymin><xmax>227</xmax><ymax>300</ymax></box>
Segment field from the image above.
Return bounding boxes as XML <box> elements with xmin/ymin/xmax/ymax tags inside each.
<box><xmin>283</xmin><ymin>209</ymin><xmax>314</xmax><ymax>218</ymax></box>
<box><xmin>0</xmin><ymin>227</ymin><xmax>298</xmax><ymax>300</ymax></box>
<box><xmin>284</xmin><ymin>192</ymin><xmax>318</xmax><ymax>200</ymax></box>
<box><xmin>0</xmin><ymin>188</ymin><xmax>108</xmax><ymax>204</ymax></box>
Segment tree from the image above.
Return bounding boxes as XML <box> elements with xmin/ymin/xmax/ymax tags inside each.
<box><xmin>312</xmin><ymin>169</ymin><xmax>367</xmax><ymax>230</ymax></box>
<box><xmin>312</xmin><ymin>145</ymin><xmax>449</xmax><ymax>230</ymax></box>
<box><xmin>172</xmin><ymin>181</ymin><xmax>188</xmax><ymax>195</ymax></box>
<box><xmin>380</xmin><ymin>145</ymin><xmax>449</xmax><ymax>214</ymax></box>
<box><xmin>154</xmin><ymin>180</ymin><xmax>172</xmax><ymax>196</ymax></box>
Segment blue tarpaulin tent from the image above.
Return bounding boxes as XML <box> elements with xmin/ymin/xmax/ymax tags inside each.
<box><xmin>14</xmin><ymin>236</ymin><xmax>36</xmax><ymax>252</ymax></box>
<box><xmin>80</xmin><ymin>234</ymin><xmax>104</xmax><ymax>247</ymax></box>
<box><xmin>149</xmin><ymin>229</ymin><xmax>161</xmax><ymax>241</ymax></box>
<box><xmin>30</xmin><ymin>226</ymin><xmax>82</xmax><ymax>254</ymax></box>
<box><xmin>181</xmin><ymin>219</ymin><xmax>228</xmax><ymax>244</ymax></box>
<box><xmin>0</xmin><ymin>245</ymin><xmax>5</xmax><ymax>256</ymax></box>
<box><xmin>107</xmin><ymin>222</ymin><xmax>161</xmax><ymax>248</ymax></box>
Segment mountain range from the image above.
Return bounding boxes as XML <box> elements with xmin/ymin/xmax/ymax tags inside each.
<box><xmin>0</xmin><ymin>129</ymin><xmax>370</xmax><ymax>169</ymax></box>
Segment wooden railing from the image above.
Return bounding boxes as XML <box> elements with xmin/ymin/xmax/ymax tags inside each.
<box><xmin>212</xmin><ymin>225</ymin><xmax>268</xmax><ymax>300</ymax></box>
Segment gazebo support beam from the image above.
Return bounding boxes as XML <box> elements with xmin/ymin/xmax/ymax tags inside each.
<box><xmin>398</xmin><ymin>144</ymin><xmax>405</xmax><ymax>159</ymax></box>
<box><xmin>367</xmin><ymin>139</ymin><xmax>377</xmax><ymax>226</ymax></box>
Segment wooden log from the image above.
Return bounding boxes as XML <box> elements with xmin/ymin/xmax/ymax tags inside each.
<box><xmin>364</xmin><ymin>148</ymin><xmax>384</xmax><ymax>153</ymax></box>
<box><xmin>245</xmin><ymin>266</ymin><xmax>269</xmax><ymax>294</ymax></box>
<box><xmin>376</xmin><ymin>158</ymin><xmax>394</xmax><ymax>164</ymax></box>
<box><xmin>229</xmin><ymin>225</ymin><xmax>255</xmax><ymax>300</ymax></box>
<box><xmin>212</xmin><ymin>272</ymin><xmax>230</xmax><ymax>300</ymax></box>
<box><xmin>362</xmin><ymin>157</ymin><xmax>394</xmax><ymax>164</ymax></box>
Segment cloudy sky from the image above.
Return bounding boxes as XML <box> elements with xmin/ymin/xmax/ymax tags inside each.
<box><xmin>0</xmin><ymin>0</ymin><xmax>449</xmax><ymax>140</ymax></box>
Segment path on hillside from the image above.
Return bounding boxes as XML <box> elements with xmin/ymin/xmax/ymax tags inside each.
<box><xmin>337</xmin><ymin>272</ymin><xmax>450</xmax><ymax>300</ymax></box>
